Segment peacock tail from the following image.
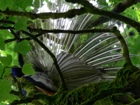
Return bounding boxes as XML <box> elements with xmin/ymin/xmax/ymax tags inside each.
<box><xmin>20</xmin><ymin>0</ymin><xmax>126</xmax><ymax>91</ymax></box>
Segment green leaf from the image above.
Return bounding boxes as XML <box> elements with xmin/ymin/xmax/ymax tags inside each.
<box><xmin>14</xmin><ymin>17</ymin><xmax>28</xmax><ymax>31</ymax></box>
<box><xmin>131</xmin><ymin>56</ymin><xmax>140</xmax><ymax>66</ymax></box>
<box><xmin>0</xmin><ymin>30</ymin><xmax>14</xmax><ymax>39</ymax></box>
<box><xmin>128</xmin><ymin>34</ymin><xmax>140</xmax><ymax>54</ymax></box>
<box><xmin>0</xmin><ymin>55</ymin><xmax>12</xmax><ymax>66</ymax></box>
<box><xmin>22</xmin><ymin>63</ymin><xmax>35</xmax><ymax>75</ymax></box>
<box><xmin>14</xmin><ymin>40</ymin><xmax>32</xmax><ymax>55</ymax></box>
<box><xmin>25</xmin><ymin>6</ymin><xmax>33</xmax><ymax>12</ymax></box>
<box><xmin>123</xmin><ymin>6</ymin><xmax>138</xmax><ymax>21</ymax></box>
<box><xmin>0</xmin><ymin>37</ymin><xmax>5</xmax><ymax>50</ymax></box>
<box><xmin>0</xmin><ymin>0</ymin><xmax>14</xmax><ymax>11</ymax></box>
<box><xmin>15</xmin><ymin>0</ymin><xmax>33</xmax><ymax>9</ymax></box>
<box><xmin>0</xmin><ymin>78</ymin><xmax>18</xmax><ymax>102</ymax></box>
<box><xmin>0</xmin><ymin>78</ymin><xmax>11</xmax><ymax>100</ymax></box>
<box><xmin>34</xmin><ymin>0</ymin><xmax>41</xmax><ymax>9</ymax></box>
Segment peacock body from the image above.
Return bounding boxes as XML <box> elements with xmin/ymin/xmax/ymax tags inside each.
<box><xmin>12</xmin><ymin>0</ymin><xmax>125</xmax><ymax>96</ymax></box>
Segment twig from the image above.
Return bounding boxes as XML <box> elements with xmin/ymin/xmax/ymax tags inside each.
<box><xmin>5</xmin><ymin>28</ymin><xmax>112</xmax><ymax>43</ymax></box>
<box><xmin>10</xmin><ymin>29</ymin><xmax>21</xmax><ymax>41</ymax></box>
<box><xmin>0</xmin><ymin>67</ymin><xmax>6</xmax><ymax>79</ymax></box>
<box><xmin>0</xmin><ymin>20</ymin><xmax>15</xmax><ymax>24</ymax></box>
<box><xmin>0</xmin><ymin>8</ymin><xmax>87</xmax><ymax>19</ymax></box>
<box><xmin>4</xmin><ymin>38</ymin><xmax>16</xmax><ymax>43</ymax></box>
<box><xmin>28</xmin><ymin>27</ymin><xmax>111</xmax><ymax>34</ymax></box>
<box><xmin>4</xmin><ymin>33</ymin><xmax>44</xmax><ymax>43</ymax></box>
<box><xmin>0</xmin><ymin>26</ymin><xmax>14</xmax><ymax>30</ymax></box>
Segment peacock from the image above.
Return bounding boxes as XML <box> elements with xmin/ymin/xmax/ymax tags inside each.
<box><xmin>11</xmin><ymin>0</ymin><xmax>127</xmax><ymax>96</ymax></box>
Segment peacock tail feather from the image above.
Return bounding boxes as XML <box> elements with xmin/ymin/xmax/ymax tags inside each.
<box><xmin>22</xmin><ymin>0</ymin><xmax>128</xmax><ymax>91</ymax></box>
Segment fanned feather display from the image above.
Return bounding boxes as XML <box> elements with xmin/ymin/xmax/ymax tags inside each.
<box><xmin>9</xmin><ymin>0</ymin><xmax>130</xmax><ymax>95</ymax></box>
<box><xmin>23</xmin><ymin>0</ymin><xmax>126</xmax><ymax>91</ymax></box>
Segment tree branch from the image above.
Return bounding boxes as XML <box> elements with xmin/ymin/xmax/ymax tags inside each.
<box><xmin>5</xmin><ymin>28</ymin><xmax>112</xmax><ymax>43</ymax></box>
<box><xmin>0</xmin><ymin>3</ymin><xmax>139</xmax><ymax>32</ymax></box>
<box><xmin>0</xmin><ymin>0</ymin><xmax>138</xmax><ymax>30</ymax></box>
<box><xmin>0</xmin><ymin>8</ymin><xmax>87</xmax><ymax>19</ymax></box>
<box><xmin>0</xmin><ymin>20</ymin><xmax>15</xmax><ymax>24</ymax></box>
<box><xmin>111</xmin><ymin>27</ymin><xmax>133</xmax><ymax>65</ymax></box>
<box><xmin>0</xmin><ymin>26</ymin><xmax>13</xmax><ymax>30</ymax></box>
<box><xmin>87</xmin><ymin>0</ymin><xmax>139</xmax><ymax>28</ymax></box>
<box><xmin>28</xmin><ymin>27</ymin><xmax>111</xmax><ymax>34</ymax></box>
<box><xmin>65</xmin><ymin>0</ymin><xmax>140</xmax><ymax>32</ymax></box>
<box><xmin>0</xmin><ymin>2</ymin><xmax>140</xmax><ymax>33</ymax></box>
<box><xmin>4</xmin><ymin>33</ymin><xmax>44</xmax><ymax>44</ymax></box>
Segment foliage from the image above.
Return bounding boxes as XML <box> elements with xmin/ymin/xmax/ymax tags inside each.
<box><xmin>0</xmin><ymin>0</ymin><xmax>140</xmax><ymax>104</ymax></box>
<box><xmin>14</xmin><ymin>40</ymin><xmax>32</xmax><ymax>55</ymax></box>
<box><xmin>22</xmin><ymin>63</ymin><xmax>35</xmax><ymax>75</ymax></box>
